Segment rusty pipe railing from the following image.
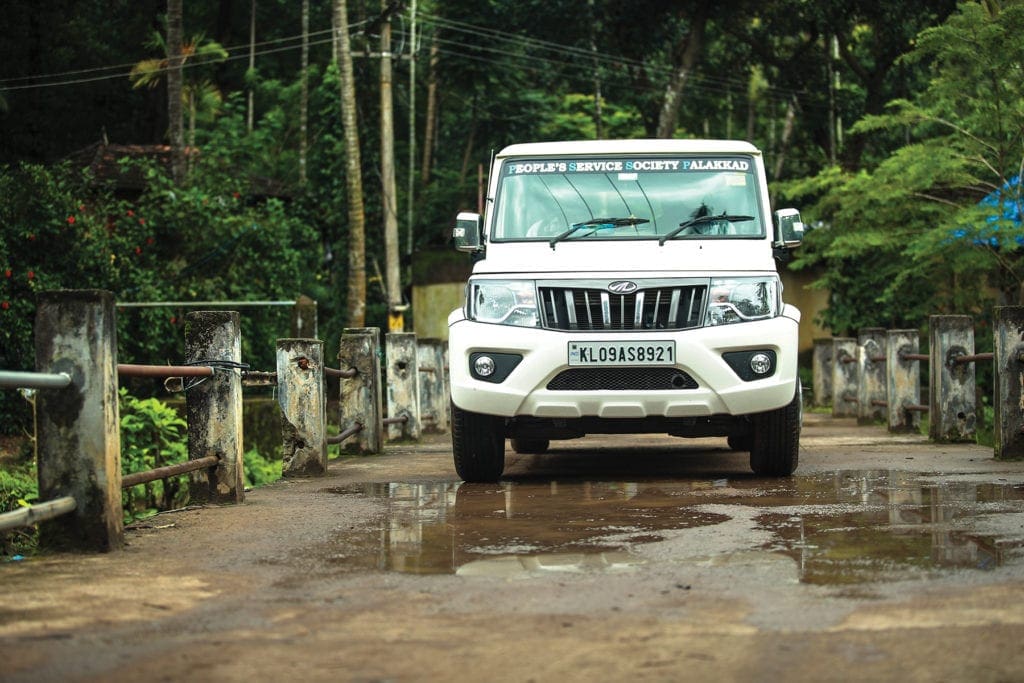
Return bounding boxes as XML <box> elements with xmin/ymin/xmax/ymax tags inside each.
<box><xmin>327</xmin><ymin>423</ymin><xmax>364</xmax><ymax>445</ymax></box>
<box><xmin>121</xmin><ymin>455</ymin><xmax>220</xmax><ymax>489</ymax></box>
<box><xmin>0</xmin><ymin>495</ymin><xmax>77</xmax><ymax>533</ymax></box>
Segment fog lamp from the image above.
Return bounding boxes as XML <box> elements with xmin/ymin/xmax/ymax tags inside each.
<box><xmin>750</xmin><ymin>352</ymin><xmax>773</xmax><ymax>376</ymax></box>
<box><xmin>473</xmin><ymin>355</ymin><xmax>496</xmax><ymax>377</ymax></box>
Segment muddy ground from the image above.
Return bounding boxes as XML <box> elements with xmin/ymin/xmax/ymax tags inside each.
<box><xmin>4</xmin><ymin>414</ymin><xmax>1024</xmax><ymax>682</ymax></box>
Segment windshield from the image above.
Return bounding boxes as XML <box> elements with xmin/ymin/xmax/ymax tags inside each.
<box><xmin>491</xmin><ymin>156</ymin><xmax>765</xmax><ymax>243</ymax></box>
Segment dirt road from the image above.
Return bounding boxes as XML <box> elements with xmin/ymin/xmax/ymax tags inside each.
<box><xmin>4</xmin><ymin>414</ymin><xmax>1024</xmax><ymax>682</ymax></box>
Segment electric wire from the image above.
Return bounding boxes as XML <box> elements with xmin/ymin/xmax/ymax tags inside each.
<box><xmin>0</xmin><ymin>10</ymin><xmax>821</xmax><ymax>109</ymax></box>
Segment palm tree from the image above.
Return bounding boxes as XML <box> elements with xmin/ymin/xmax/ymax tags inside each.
<box><xmin>130</xmin><ymin>30</ymin><xmax>229</xmax><ymax>171</ymax></box>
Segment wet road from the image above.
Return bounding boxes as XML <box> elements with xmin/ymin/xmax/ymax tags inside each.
<box><xmin>5</xmin><ymin>414</ymin><xmax>1024</xmax><ymax>681</ymax></box>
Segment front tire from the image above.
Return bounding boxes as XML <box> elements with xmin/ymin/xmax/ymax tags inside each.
<box><xmin>749</xmin><ymin>386</ymin><xmax>801</xmax><ymax>476</ymax></box>
<box><xmin>452</xmin><ymin>402</ymin><xmax>506</xmax><ymax>482</ymax></box>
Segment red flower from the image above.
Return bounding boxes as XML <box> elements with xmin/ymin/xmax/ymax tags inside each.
<box><xmin>1</xmin><ymin>302</ymin><xmax>9</xmax><ymax>311</ymax></box>
<box><xmin>67</xmin><ymin>215</ymin><xmax>76</xmax><ymax>225</ymax></box>
<box><xmin>134</xmin><ymin>247</ymin><xmax>142</xmax><ymax>255</ymax></box>
<box><xmin>146</xmin><ymin>237</ymin><xmax>155</xmax><ymax>245</ymax></box>
<box><xmin>27</xmin><ymin>271</ymin><xmax>34</xmax><ymax>280</ymax></box>
<box><xmin>27</xmin><ymin>233</ymin><xmax>35</xmax><ymax>241</ymax></box>
<box><xmin>169</xmin><ymin>316</ymin><xmax>177</xmax><ymax>325</ymax></box>
<box><xmin>4</xmin><ymin>269</ymin><xmax>11</xmax><ymax>278</ymax></box>
<box><xmin>138</xmin><ymin>218</ymin><xmax>146</xmax><ymax>226</ymax></box>
<box><xmin>127</xmin><ymin>209</ymin><xmax>135</xmax><ymax>217</ymax></box>
<box><xmin>78</xmin><ymin>204</ymin><xmax>85</xmax><ymax>211</ymax></box>
<box><xmin>232</xmin><ymin>191</ymin><xmax>241</xmax><ymax>199</ymax></box>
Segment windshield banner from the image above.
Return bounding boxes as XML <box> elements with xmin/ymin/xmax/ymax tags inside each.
<box><xmin>505</xmin><ymin>158</ymin><xmax>753</xmax><ymax>175</ymax></box>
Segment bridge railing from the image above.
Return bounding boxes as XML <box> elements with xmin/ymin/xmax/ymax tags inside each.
<box><xmin>0</xmin><ymin>289</ymin><xmax>451</xmax><ymax>552</ymax></box>
<box><xmin>812</xmin><ymin>307</ymin><xmax>1024</xmax><ymax>459</ymax></box>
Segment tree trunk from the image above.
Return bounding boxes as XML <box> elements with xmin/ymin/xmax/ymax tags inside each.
<box><xmin>334</xmin><ymin>0</ymin><xmax>366</xmax><ymax>327</ymax></box>
<box><xmin>380</xmin><ymin>18</ymin><xmax>402</xmax><ymax>331</ymax></box>
<box><xmin>420</xmin><ymin>36</ymin><xmax>438</xmax><ymax>186</ymax></box>
<box><xmin>655</xmin><ymin>5</ymin><xmax>709</xmax><ymax>139</ymax></box>
<box><xmin>299</xmin><ymin>0</ymin><xmax>308</xmax><ymax>186</ymax></box>
<box><xmin>773</xmin><ymin>95</ymin><xmax>798</xmax><ymax>180</ymax></box>
<box><xmin>167</xmin><ymin>0</ymin><xmax>185</xmax><ymax>184</ymax></box>
<box><xmin>247</xmin><ymin>0</ymin><xmax>256</xmax><ymax>133</ymax></box>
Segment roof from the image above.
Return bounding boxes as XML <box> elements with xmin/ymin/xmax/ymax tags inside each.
<box><xmin>64</xmin><ymin>141</ymin><xmax>291</xmax><ymax>200</ymax></box>
<box><xmin>496</xmin><ymin>139</ymin><xmax>761</xmax><ymax>158</ymax></box>
<box><xmin>64</xmin><ymin>141</ymin><xmax>193</xmax><ymax>192</ymax></box>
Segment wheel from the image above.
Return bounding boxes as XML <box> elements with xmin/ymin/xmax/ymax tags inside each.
<box><xmin>451</xmin><ymin>402</ymin><xmax>506</xmax><ymax>482</ymax></box>
<box><xmin>511</xmin><ymin>438</ymin><xmax>549</xmax><ymax>454</ymax></box>
<box><xmin>749</xmin><ymin>386</ymin><xmax>801</xmax><ymax>476</ymax></box>
<box><xmin>727</xmin><ymin>434</ymin><xmax>752</xmax><ymax>452</ymax></box>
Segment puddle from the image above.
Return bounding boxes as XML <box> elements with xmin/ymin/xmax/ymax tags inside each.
<box><xmin>322</xmin><ymin>471</ymin><xmax>1024</xmax><ymax>583</ymax></box>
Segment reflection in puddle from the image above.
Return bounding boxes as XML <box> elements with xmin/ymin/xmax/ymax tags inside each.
<box><xmin>324</xmin><ymin>471</ymin><xmax>1024</xmax><ymax>584</ymax></box>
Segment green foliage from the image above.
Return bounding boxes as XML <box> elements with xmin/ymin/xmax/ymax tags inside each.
<box><xmin>538</xmin><ymin>94</ymin><xmax>645</xmax><ymax>141</ymax></box>
<box><xmin>119</xmin><ymin>388</ymin><xmax>188</xmax><ymax>522</ymax></box>
<box><xmin>243</xmin><ymin>448</ymin><xmax>282</xmax><ymax>488</ymax></box>
<box><xmin>786</xmin><ymin>2</ymin><xmax>1024</xmax><ymax>333</ymax></box>
<box><xmin>0</xmin><ymin>461</ymin><xmax>38</xmax><ymax>556</ymax></box>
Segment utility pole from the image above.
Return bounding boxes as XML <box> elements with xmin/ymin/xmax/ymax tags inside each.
<box><xmin>380</xmin><ymin>5</ymin><xmax>403</xmax><ymax>332</ymax></box>
<box><xmin>299</xmin><ymin>0</ymin><xmax>309</xmax><ymax>185</ymax></box>
<box><xmin>167</xmin><ymin>0</ymin><xmax>185</xmax><ymax>185</ymax></box>
<box><xmin>406</xmin><ymin>0</ymin><xmax>417</xmax><ymax>261</ymax></box>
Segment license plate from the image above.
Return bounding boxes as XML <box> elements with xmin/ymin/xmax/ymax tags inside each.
<box><xmin>567</xmin><ymin>340</ymin><xmax>676</xmax><ymax>366</ymax></box>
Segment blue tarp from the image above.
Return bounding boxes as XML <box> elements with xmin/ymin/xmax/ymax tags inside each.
<box><xmin>953</xmin><ymin>175</ymin><xmax>1023</xmax><ymax>246</ymax></box>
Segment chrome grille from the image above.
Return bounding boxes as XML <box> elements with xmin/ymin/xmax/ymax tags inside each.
<box><xmin>547</xmin><ymin>368</ymin><xmax>698</xmax><ymax>391</ymax></box>
<box><xmin>538</xmin><ymin>283</ymin><xmax>706</xmax><ymax>331</ymax></box>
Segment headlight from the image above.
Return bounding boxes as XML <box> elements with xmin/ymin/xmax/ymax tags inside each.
<box><xmin>468</xmin><ymin>280</ymin><xmax>539</xmax><ymax>327</ymax></box>
<box><xmin>706</xmin><ymin>277</ymin><xmax>780</xmax><ymax>326</ymax></box>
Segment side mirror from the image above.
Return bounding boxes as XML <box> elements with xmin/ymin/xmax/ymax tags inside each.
<box><xmin>453</xmin><ymin>211</ymin><xmax>484</xmax><ymax>253</ymax></box>
<box><xmin>774</xmin><ymin>208</ymin><xmax>805</xmax><ymax>248</ymax></box>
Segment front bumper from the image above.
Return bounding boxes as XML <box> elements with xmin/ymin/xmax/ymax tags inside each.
<box><xmin>449</xmin><ymin>310</ymin><xmax>800</xmax><ymax>419</ymax></box>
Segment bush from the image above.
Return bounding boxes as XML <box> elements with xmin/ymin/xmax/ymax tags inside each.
<box><xmin>0</xmin><ymin>462</ymin><xmax>38</xmax><ymax>556</ymax></box>
<box><xmin>119</xmin><ymin>388</ymin><xmax>189</xmax><ymax>522</ymax></box>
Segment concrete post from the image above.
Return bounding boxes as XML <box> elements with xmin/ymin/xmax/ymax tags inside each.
<box><xmin>929</xmin><ymin>315</ymin><xmax>977</xmax><ymax>443</ymax></box>
<box><xmin>386</xmin><ymin>332</ymin><xmax>421</xmax><ymax>441</ymax></box>
<box><xmin>831</xmin><ymin>337</ymin><xmax>858</xmax><ymax>417</ymax></box>
<box><xmin>338</xmin><ymin>328</ymin><xmax>383</xmax><ymax>454</ymax></box>
<box><xmin>857</xmin><ymin>328</ymin><xmax>887</xmax><ymax>424</ymax></box>
<box><xmin>277</xmin><ymin>338</ymin><xmax>326</xmax><ymax>476</ymax></box>
<box><xmin>812</xmin><ymin>338</ymin><xmax>833</xmax><ymax>408</ymax></box>
<box><xmin>34</xmin><ymin>290</ymin><xmax>123</xmax><ymax>552</ymax></box>
<box><xmin>291</xmin><ymin>295</ymin><xmax>318</xmax><ymax>339</ymax></box>
<box><xmin>887</xmin><ymin>330</ymin><xmax>922</xmax><ymax>433</ymax></box>
<box><xmin>417</xmin><ymin>339</ymin><xmax>448</xmax><ymax>434</ymax></box>
<box><xmin>185</xmin><ymin>311</ymin><xmax>244</xmax><ymax>503</ymax></box>
<box><xmin>994</xmin><ymin>307</ymin><xmax>1024</xmax><ymax>459</ymax></box>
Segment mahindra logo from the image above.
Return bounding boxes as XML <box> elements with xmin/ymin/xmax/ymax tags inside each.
<box><xmin>608</xmin><ymin>280</ymin><xmax>638</xmax><ymax>294</ymax></box>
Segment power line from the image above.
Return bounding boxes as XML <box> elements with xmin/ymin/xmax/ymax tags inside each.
<box><xmin>0</xmin><ymin>10</ymin><xmax>822</xmax><ymax>111</ymax></box>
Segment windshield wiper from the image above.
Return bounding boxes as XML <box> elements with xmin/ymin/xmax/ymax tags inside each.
<box><xmin>549</xmin><ymin>216</ymin><xmax>650</xmax><ymax>249</ymax></box>
<box><xmin>658</xmin><ymin>214</ymin><xmax>754</xmax><ymax>246</ymax></box>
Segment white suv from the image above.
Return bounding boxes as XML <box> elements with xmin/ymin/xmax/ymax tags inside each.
<box><xmin>448</xmin><ymin>139</ymin><xmax>804</xmax><ymax>481</ymax></box>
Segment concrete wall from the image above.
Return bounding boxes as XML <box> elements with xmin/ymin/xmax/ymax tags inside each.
<box><xmin>412</xmin><ymin>283</ymin><xmax>465</xmax><ymax>342</ymax></box>
<box><xmin>781</xmin><ymin>267</ymin><xmax>829</xmax><ymax>354</ymax></box>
